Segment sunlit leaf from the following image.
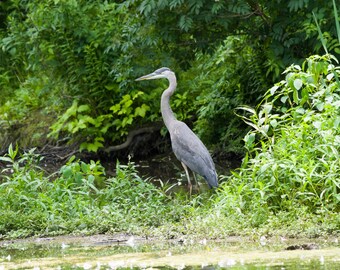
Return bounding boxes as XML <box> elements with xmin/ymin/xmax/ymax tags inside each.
<box><xmin>280</xmin><ymin>96</ymin><xmax>289</xmax><ymax>103</ymax></box>
<box><xmin>316</xmin><ymin>102</ymin><xmax>324</xmax><ymax>111</ymax></box>
<box><xmin>270</xmin><ymin>85</ymin><xmax>279</xmax><ymax>95</ymax></box>
<box><xmin>293</xmin><ymin>79</ymin><xmax>303</xmax><ymax>90</ymax></box>
<box><xmin>313</xmin><ymin>121</ymin><xmax>322</xmax><ymax>129</ymax></box>
<box><xmin>77</xmin><ymin>105</ymin><xmax>90</xmax><ymax>113</ymax></box>
<box><xmin>270</xmin><ymin>119</ymin><xmax>278</xmax><ymax>128</ymax></box>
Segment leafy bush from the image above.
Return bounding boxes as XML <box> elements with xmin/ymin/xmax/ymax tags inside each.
<box><xmin>48</xmin><ymin>91</ymin><xmax>150</xmax><ymax>152</ymax></box>
<box><xmin>0</xmin><ymin>0</ymin><xmax>159</xmax><ymax>151</ymax></box>
<box><xmin>215</xmin><ymin>55</ymin><xmax>340</xmax><ymax>222</ymax></box>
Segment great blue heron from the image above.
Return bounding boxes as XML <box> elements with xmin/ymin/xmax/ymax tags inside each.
<box><xmin>136</xmin><ymin>67</ymin><xmax>218</xmax><ymax>190</ymax></box>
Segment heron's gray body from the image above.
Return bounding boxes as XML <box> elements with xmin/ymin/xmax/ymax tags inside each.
<box><xmin>169</xmin><ymin>120</ymin><xmax>218</xmax><ymax>188</ymax></box>
<box><xmin>136</xmin><ymin>67</ymin><xmax>218</xmax><ymax>188</ymax></box>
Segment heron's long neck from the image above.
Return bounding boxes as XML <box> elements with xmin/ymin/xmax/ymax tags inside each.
<box><xmin>161</xmin><ymin>74</ymin><xmax>177</xmax><ymax>130</ymax></box>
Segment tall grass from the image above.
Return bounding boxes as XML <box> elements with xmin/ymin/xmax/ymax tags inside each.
<box><xmin>0</xmin><ymin>146</ymin><xmax>187</xmax><ymax>238</ymax></box>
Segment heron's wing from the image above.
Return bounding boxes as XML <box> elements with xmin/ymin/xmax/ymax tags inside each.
<box><xmin>169</xmin><ymin>121</ymin><xmax>217</xmax><ymax>187</ymax></box>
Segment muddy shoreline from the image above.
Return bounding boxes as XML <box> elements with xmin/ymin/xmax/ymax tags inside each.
<box><xmin>1</xmin><ymin>233</ymin><xmax>338</xmax><ymax>249</ymax></box>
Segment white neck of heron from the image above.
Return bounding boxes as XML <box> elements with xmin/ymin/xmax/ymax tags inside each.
<box><xmin>161</xmin><ymin>73</ymin><xmax>177</xmax><ymax>130</ymax></box>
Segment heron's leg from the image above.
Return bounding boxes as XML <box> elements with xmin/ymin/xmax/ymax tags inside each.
<box><xmin>192</xmin><ymin>173</ymin><xmax>200</xmax><ymax>192</ymax></box>
<box><xmin>181</xmin><ymin>162</ymin><xmax>192</xmax><ymax>195</ymax></box>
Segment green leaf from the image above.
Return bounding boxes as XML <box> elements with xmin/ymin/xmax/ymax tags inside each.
<box><xmin>293</xmin><ymin>79</ymin><xmax>303</xmax><ymax>90</ymax></box>
<box><xmin>121</xmin><ymin>94</ymin><xmax>132</xmax><ymax>103</ymax></box>
<box><xmin>110</xmin><ymin>104</ymin><xmax>121</xmax><ymax>113</ymax></box>
<box><xmin>78</xmin><ymin>115</ymin><xmax>96</xmax><ymax>125</ymax></box>
<box><xmin>65</xmin><ymin>100</ymin><xmax>79</xmax><ymax>117</ymax></box>
<box><xmin>0</xmin><ymin>156</ymin><xmax>14</xmax><ymax>163</ymax></box>
<box><xmin>334</xmin><ymin>117</ymin><xmax>340</xmax><ymax>128</ymax></box>
<box><xmin>77</xmin><ymin>104</ymin><xmax>90</xmax><ymax>113</ymax></box>
<box><xmin>316</xmin><ymin>102</ymin><xmax>324</xmax><ymax>111</ymax></box>
<box><xmin>122</xmin><ymin>99</ymin><xmax>133</xmax><ymax>109</ymax></box>
<box><xmin>80</xmin><ymin>138</ymin><xmax>104</xmax><ymax>152</ymax></box>
<box><xmin>179</xmin><ymin>15</ymin><xmax>193</xmax><ymax>31</ymax></box>
<box><xmin>313</xmin><ymin>121</ymin><xmax>322</xmax><ymax>129</ymax></box>
<box><xmin>8</xmin><ymin>143</ymin><xmax>17</xmax><ymax>160</ymax></box>
<box><xmin>236</xmin><ymin>106</ymin><xmax>256</xmax><ymax>115</ymax></box>
<box><xmin>105</xmin><ymin>84</ymin><xmax>115</xmax><ymax>90</ymax></box>
<box><xmin>313</xmin><ymin>12</ymin><xmax>328</xmax><ymax>54</ymax></box>
<box><xmin>122</xmin><ymin>116</ymin><xmax>133</xmax><ymax>127</ymax></box>
<box><xmin>296</xmin><ymin>108</ymin><xmax>305</xmax><ymax>114</ymax></box>
<box><xmin>333</xmin><ymin>0</ymin><xmax>340</xmax><ymax>44</ymax></box>
<box><xmin>132</xmin><ymin>91</ymin><xmax>144</xmax><ymax>100</ymax></box>
<box><xmin>81</xmin><ymin>162</ymin><xmax>89</xmax><ymax>173</ymax></box>
<box><xmin>262</xmin><ymin>104</ymin><xmax>272</xmax><ymax>114</ymax></box>
<box><xmin>77</xmin><ymin>119</ymin><xmax>87</xmax><ymax>129</ymax></box>
<box><xmin>293</xmin><ymin>88</ymin><xmax>299</xmax><ymax>103</ymax></box>
<box><xmin>269</xmin><ymin>85</ymin><xmax>279</xmax><ymax>95</ymax></box>
<box><xmin>244</xmin><ymin>133</ymin><xmax>255</xmax><ymax>149</ymax></box>
<box><xmin>100</xmin><ymin>124</ymin><xmax>112</xmax><ymax>134</ymax></box>
<box><xmin>280</xmin><ymin>96</ymin><xmax>289</xmax><ymax>103</ymax></box>
<box><xmin>113</xmin><ymin>119</ymin><xmax>122</xmax><ymax>129</ymax></box>
<box><xmin>134</xmin><ymin>106</ymin><xmax>146</xmax><ymax>117</ymax></box>
<box><xmin>270</xmin><ymin>119</ymin><xmax>278</xmax><ymax>128</ymax></box>
<box><xmin>62</xmin><ymin>167</ymin><xmax>73</xmax><ymax>179</ymax></box>
<box><xmin>300</xmin><ymin>88</ymin><xmax>309</xmax><ymax>105</ymax></box>
<box><xmin>134</xmin><ymin>104</ymin><xmax>150</xmax><ymax>117</ymax></box>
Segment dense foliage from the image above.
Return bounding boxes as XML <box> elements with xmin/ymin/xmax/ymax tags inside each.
<box><xmin>0</xmin><ymin>0</ymin><xmax>339</xmax><ymax>152</ymax></box>
<box><xmin>0</xmin><ymin>55</ymin><xmax>339</xmax><ymax>239</ymax></box>
<box><xmin>0</xmin><ymin>1</ymin><xmax>339</xmax><ymax>239</ymax></box>
<box><xmin>217</xmin><ymin>55</ymin><xmax>340</xmax><ymax>220</ymax></box>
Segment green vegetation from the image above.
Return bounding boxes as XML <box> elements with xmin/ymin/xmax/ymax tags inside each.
<box><xmin>0</xmin><ymin>1</ymin><xmax>339</xmax><ymax>239</ymax></box>
<box><xmin>1</xmin><ymin>55</ymin><xmax>339</xmax><ymax>239</ymax></box>
<box><xmin>1</xmin><ymin>0</ymin><xmax>340</xmax><ymax>152</ymax></box>
<box><xmin>0</xmin><ymin>145</ymin><xmax>173</xmax><ymax>238</ymax></box>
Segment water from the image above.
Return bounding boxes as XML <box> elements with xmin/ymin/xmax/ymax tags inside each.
<box><xmin>0</xmin><ymin>235</ymin><xmax>339</xmax><ymax>269</ymax></box>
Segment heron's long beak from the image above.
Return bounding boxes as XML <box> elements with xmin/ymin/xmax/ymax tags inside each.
<box><xmin>135</xmin><ymin>72</ymin><xmax>158</xmax><ymax>81</ymax></box>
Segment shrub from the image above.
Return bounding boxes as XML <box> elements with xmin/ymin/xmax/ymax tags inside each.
<box><xmin>216</xmin><ymin>55</ymin><xmax>340</xmax><ymax>220</ymax></box>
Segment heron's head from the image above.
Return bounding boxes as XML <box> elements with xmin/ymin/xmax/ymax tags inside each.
<box><xmin>135</xmin><ymin>67</ymin><xmax>174</xmax><ymax>81</ymax></box>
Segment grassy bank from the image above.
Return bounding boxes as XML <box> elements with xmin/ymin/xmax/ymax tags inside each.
<box><xmin>0</xmin><ymin>55</ymin><xmax>340</xmax><ymax>240</ymax></box>
<box><xmin>0</xmin><ymin>151</ymin><xmax>338</xmax><ymax>240</ymax></box>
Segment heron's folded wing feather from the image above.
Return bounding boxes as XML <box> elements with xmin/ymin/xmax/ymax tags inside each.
<box><xmin>170</xmin><ymin>121</ymin><xmax>214</xmax><ymax>172</ymax></box>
